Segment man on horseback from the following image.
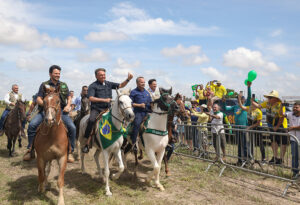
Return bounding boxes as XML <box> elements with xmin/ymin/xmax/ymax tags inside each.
<box><xmin>23</xmin><ymin>65</ymin><xmax>76</xmax><ymax>163</ymax></box>
<box><xmin>0</xmin><ymin>84</ymin><xmax>25</xmax><ymax>137</ymax></box>
<box><xmin>123</xmin><ymin>77</ymin><xmax>152</xmax><ymax>153</ymax></box>
<box><xmin>148</xmin><ymin>79</ymin><xmax>160</xmax><ymax>100</ymax></box>
<box><xmin>73</xmin><ymin>86</ymin><xmax>88</xmax><ymax>112</ymax></box>
<box><xmin>81</xmin><ymin>68</ymin><xmax>133</xmax><ymax>153</ymax></box>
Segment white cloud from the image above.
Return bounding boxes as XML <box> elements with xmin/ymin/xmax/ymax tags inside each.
<box><xmin>161</xmin><ymin>44</ymin><xmax>209</xmax><ymax>66</ymax></box>
<box><xmin>16</xmin><ymin>56</ymin><xmax>51</xmax><ymax>71</ymax></box>
<box><xmin>255</xmin><ymin>40</ymin><xmax>288</xmax><ymax>56</ymax></box>
<box><xmin>96</xmin><ymin>2</ymin><xmax>218</xmax><ymax>36</ymax></box>
<box><xmin>161</xmin><ymin>44</ymin><xmax>201</xmax><ymax>57</ymax></box>
<box><xmin>0</xmin><ymin>1</ymin><xmax>85</xmax><ymax>50</ymax></box>
<box><xmin>112</xmin><ymin>58</ymin><xmax>140</xmax><ymax>76</ymax></box>
<box><xmin>85</xmin><ymin>31</ymin><xmax>129</xmax><ymax>42</ymax></box>
<box><xmin>77</xmin><ymin>49</ymin><xmax>110</xmax><ymax>62</ymax></box>
<box><xmin>223</xmin><ymin>47</ymin><xmax>280</xmax><ymax>74</ymax></box>
<box><xmin>200</xmin><ymin>67</ymin><xmax>227</xmax><ymax>81</ymax></box>
<box><xmin>270</xmin><ymin>29</ymin><xmax>282</xmax><ymax>37</ymax></box>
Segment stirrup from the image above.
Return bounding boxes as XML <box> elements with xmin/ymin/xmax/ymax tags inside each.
<box><xmin>81</xmin><ymin>144</ymin><xmax>89</xmax><ymax>153</ymax></box>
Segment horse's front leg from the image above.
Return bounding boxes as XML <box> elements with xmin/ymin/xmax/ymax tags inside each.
<box><xmin>12</xmin><ymin>137</ymin><xmax>17</xmax><ymax>155</ymax></box>
<box><xmin>57</xmin><ymin>154</ymin><xmax>67</xmax><ymax>205</ymax></box>
<box><xmin>112</xmin><ymin>149</ymin><xmax>124</xmax><ymax>180</ymax></box>
<box><xmin>94</xmin><ymin>149</ymin><xmax>103</xmax><ymax>178</ymax></box>
<box><xmin>145</xmin><ymin>148</ymin><xmax>156</xmax><ymax>184</ymax></box>
<box><xmin>154</xmin><ymin>149</ymin><xmax>166</xmax><ymax>191</ymax></box>
<box><xmin>44</xmin><ymin>161</ymin><xmax>52</xmax><ymax>190</ymax></box>
<box><xmin>37</xmin><ymin>157</ymin><xmax>46</xmax><ymax>193</ymax></box>
<box><xmin>163</xmin><ymin>154</ymin><xmax>170</xmax><ymax>176</ymax></box>
<box><xmin>7</xmin><ymin>136</ymin><xmax>12</xmax><ymax>157</ymax></box>
<box><xmin>103</xmin><ymin>151</ymin><xmax>112</xmax><ymax>196</ymax></box>
<box><xmin>18</xmin><ymin>134</ymin><xmax>22</xmax><ymax>148</ymax></box>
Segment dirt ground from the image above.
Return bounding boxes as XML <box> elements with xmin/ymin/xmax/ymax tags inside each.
<box><xmin>0</xmin><ymin>135</ymin><xmax>300</xmax><ymax>205</ymax></box>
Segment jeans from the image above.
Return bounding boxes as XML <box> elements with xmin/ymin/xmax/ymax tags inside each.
<box><xmin>192</xmin><ymin>126</ymin><xmax>199</xmax><ymax>149</ymax></box>
<box><xmin>0</xmin><ymin>109</ymin><xmax>10</xmax><ymax>130</ymax></box>
<box><xmin>27</xmin><ymin>111</ymin><xmax>76</xmax><ymax>152</ymax></box>
<box><xmin>291</xmin><ymin>141</ymin><xmax>299</xmax><ymax>175</ymax></box>
<box><xmin>236</xmin><ymin>129</ymin><xmax>250</xmax><ymax>161</ymax></box>
<box><xmin>131</xmin><ymin>112</ymin><xmax>147</xmax><ymax>144</ymax></box>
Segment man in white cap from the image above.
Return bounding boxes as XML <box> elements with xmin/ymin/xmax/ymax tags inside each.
<box><xmin>252</xmin><ymin>90</ymin><xmax>288</xmax><ymax>164</ymax></box>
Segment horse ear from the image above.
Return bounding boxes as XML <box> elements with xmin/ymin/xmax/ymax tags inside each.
<box><xmin>55</xmin><ymin>85</ymin><xmax>60</xmax><ymax>93</ymax></box>
<box><xmin>159</xmin><ymin>87</ymin><xmax>163</xmax><ymax>94</ymax></box>
<box><xmin>169</xmin><ymin>87</ymin><xmax>172</xmax><ymax>95</ymax></box>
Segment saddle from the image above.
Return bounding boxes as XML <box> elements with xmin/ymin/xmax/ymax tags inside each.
<box><xmin>89</xmin><ymin>109</ymin><xmax>109</xmax><ymax>148</ymax></box>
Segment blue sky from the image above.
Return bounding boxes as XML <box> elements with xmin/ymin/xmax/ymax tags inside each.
<box><xmin>0</xmin><ymin>0</ymin><xmax>299</xmax><ymax>100</ymax></box>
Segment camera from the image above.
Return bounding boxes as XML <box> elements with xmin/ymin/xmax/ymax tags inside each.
<box><xmin>203</xmin><ymin>108</ymin><xmax>209</xmax><ymax>112</ymax></box>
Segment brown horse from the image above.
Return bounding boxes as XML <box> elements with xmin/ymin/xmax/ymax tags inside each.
<box><xmin>3</xmin><ymin>100</ymin><xmax>26</xmax><ymax>156</ymax></box>
<box><xmin>34</xmin><ymin>86</ymin><xmax>68</xmax><ymax>205</ymax></box>
<box><xmin>164</xmin><ymin>93</ymin><xmax>186</xmax><ymax>176</ymax></box>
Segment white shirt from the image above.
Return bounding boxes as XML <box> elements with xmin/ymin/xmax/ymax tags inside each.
<box><xmin>286</xmin><ymin>112</ymin><xmax>300</xmax><ymax>142</ymax></box>
<box><xmin>211</xmin><ymin>111</ymin><xmax>224</xmax><ymax>134</ymax></box>
<box><xmin>148</xmin><ymin>87</ymin><xmax>160</xmax><ymax>100</ymax></box>
<box><xmin>4</xmin><ymin>92</ymin><xmax>25</xmax><ymax>105</ymax></box>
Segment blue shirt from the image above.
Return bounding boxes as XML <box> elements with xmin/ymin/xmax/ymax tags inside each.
<box><xmin>73</xmin><ymin>96</ymin><xmax>81</xmax><ymax>111</ymax></box>
<box><xmin>223</xmin><ymin>86</ymin><xmax>251</xmax><ymax>126</ymax></box>
<box><xmin>130</xmin><ymin>87</ymin><xmax>152</xmax><ymax>113</ymax></box>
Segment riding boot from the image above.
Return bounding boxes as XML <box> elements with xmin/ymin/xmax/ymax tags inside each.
<box><xmin>81</xmin><ymin>135</ymin><xmax>92</xmax><ymax>153</ymax></box>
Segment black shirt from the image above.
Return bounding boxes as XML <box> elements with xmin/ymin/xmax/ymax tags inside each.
<box><xmin>88</xmin><ymin>80</ymin><xmax>119</xmax><ymax>111</ymax></box>
<box><xmin>37</xmin><ymin>80</ymin><xmax>70</xmax><ymax>110</ymax></box>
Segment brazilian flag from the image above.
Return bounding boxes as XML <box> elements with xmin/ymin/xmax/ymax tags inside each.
<box><xmin>99</xmin><ymin>111</ymin><xmax>126</xmax><ymax>149</ymax></box>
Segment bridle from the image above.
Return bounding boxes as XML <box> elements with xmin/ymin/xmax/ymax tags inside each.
<box><xmin>111</xmin><ymin>94</ymin><xmax>133</xmax><ymax>124</ymax></box>
<box><xmin>152</xmin><ymin>92</ymin><xmax>174</xmax><ymax>115</ymax></box>
<box><xmin>43</xmin><ymin>93</ymin><xmax>61</xmax><ymax>126</ymax></box>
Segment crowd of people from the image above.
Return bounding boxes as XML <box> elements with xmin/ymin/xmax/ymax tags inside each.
<box><xmin>0</xmin><ymin>65</ymin><xmax>299</xmax><ymax>179</ymax></box>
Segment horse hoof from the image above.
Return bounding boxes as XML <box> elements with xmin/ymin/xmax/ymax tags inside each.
<box><xmin>158</xmin><ymin>185</ymin><xmax>165</xmax><ymax>191</ymax></box>
<box><xmin>106</xmin><ymin>191</ymin><xmax>112</xmax><ymax>196</ymax></box>
<box><xmin>19</xmin><ymin>143</ymin><xmax>22</xmax><ymax>148</ymax></box>
<box><xmin>166</xmin><ymin>172</ymin><xmax>171</xmax><ymax>177</ymax></box>
<box><xmin>111</xmin><ymin>174</ymin><xmax>119</xmax><ymax>180</ymax></box>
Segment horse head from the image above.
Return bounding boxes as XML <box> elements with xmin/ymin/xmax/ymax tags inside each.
<box><xmin>43</xmin><ymin>85</ymin><xmax>61</xmax><ymax>126</ymax></box>
<box><xmin>115</xmin><ymin>89</ymin><xmax>135</xmax><ymax>123</ymax></box>
<box><xmin>15</xmin><ymin>100</ymin><xmax>26</xmax><ymax>122</ymax></box>
<box><xmin>173</xmin><ymin>93</ymin><xmax>187</xmax><ymax>121</ymax></box>
<box><xmin>156</xmin><ymin>87</ymin><xmax>177</xmax><ymax>113</ymax></box>
<box><xmin>81</xmin><ymin>95</ymin><xmax>90</xmax><ymax>115</ymax></box>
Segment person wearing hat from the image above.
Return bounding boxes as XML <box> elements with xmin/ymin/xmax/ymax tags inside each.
<box><xmin>222</xmin><ymin>81</ymin><xmax>252</xmax><ymax>165</ymax></box>
<box><xmin>238</xmin><ymin>93</ymin><xmax>265</xmax><ymax>163</ymax></box>
<box><xmin>252</xmin><ymin>90</ymin><xmax>288</xmax><ymax>164</ymax></box>
<box><xmin>196</xmin><ymin>84</ymin><xmax>207</xmax><ymax>105</ymax></box>
<box><xmin>214</xmin><ymin>81</ymin><xmax>227</xmax><ymax>99</ymax></box>
<box><xmin>191</xmin><ymin>104</ymin><xmax>210</xmax><ymax>154</ymax></box>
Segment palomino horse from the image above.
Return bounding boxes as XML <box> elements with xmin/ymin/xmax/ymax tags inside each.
<box><xmin>34</xmin><ymin>86</ymin><xmax>68</xmax><ymax>205</ymax></box>
<box><xmin>164</xmin><ymin>93</ymin><xmax>186</xmax><ymax>176</ymax></box>
<box><xmin>3</xmin><ymin>100</ymin><xmax>26</xmax><ymax>156</ymax></box>
<box><xmin>134</xmin><ymin>87</ymin><xmax>178</xmax><ymax>191</ymax></box>
<box><xmin>79</xmin><ymin>89</ymin><xmax>134</xmax><ymax>196</ymax></box>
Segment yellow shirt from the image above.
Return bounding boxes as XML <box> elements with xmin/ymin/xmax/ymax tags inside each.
<box><xmin>260</xmin><ymin>101</ymin><xmax>287</xmax><ymax>128</ymax></box>
<box><xmin>245</xmin><ymin>106</ymin><xmax>263</xmax><ymax>126</ymax></box>
<box><xmin>196</xmin><ymin>89</ymin><xmax>206</xmax><ymax>100</ymax></box>
<box><xmin>214</xmin><ymin>85</ymin><xmax>227</xmax><ymax>98</ymax></box>
<box><xmin>206</xmin><ymin>84</ymin><xmax>215</xmax><ymax>93</ymax></box>
<box><xmin>186</xmin><ymin>110</ymin><xmax>191</xmax><ymax>125</ymax></box>
<box><xmin>191</xmin><ymin>110</ymin><xmax>209</xmax><ymax>131</ymax></box>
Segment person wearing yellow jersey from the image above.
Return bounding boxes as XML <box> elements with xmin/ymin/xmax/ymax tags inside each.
<box><xmin>252</xmin><ymin>90</ymin><xmax>287</xmax><ymax>164</ymax></box>
<box><xmin>184</xmin><ymin>108</ymin><xmax>193</xmax><ymax>150</ymax></box>
<box><xmin>214</xmin><ymin>81</ymin><xmax>227</xmax><ymax>99</ymax></box>
<box><xmin>191</xmin><ymin>104</ymin><xmax>209</xmax><ymax>154</ymax></box>
<box><xmin>196</xmin><ymin>84</ymin><xmax>207</xmax><ymax>105</ymax></box>
<box><xmin>238</xmin><ymin>95</ymin><xmax>266</xmax><ymax>162</ymax></box>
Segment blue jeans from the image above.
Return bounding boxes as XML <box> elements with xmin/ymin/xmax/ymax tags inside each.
<box><xmin>192</xmin><ymin>126</ymin><xmax>199</xmax><ymax>149</ymax></box>
<box><xmin>27</xmin><ymin>112</ymin><xmax>76</xmax><ymax>152</ymax></box>
<box><xmin>131</xmin><ymin>112</ymin><xmax>147</xmax><ymax>144</ymax></box>
<box><xmin>0</xmin><ymin>109</ymin><xmax>10</xmax><ymax>130</ymax></box>
<box><xmin>291</xmin><ymin>141</ymin><xmax>299</xmax><ymax>175</ymax></box>
<box><xmin>236</xmin><ymin>129</ymin><xmax>250</xmax><ymax>161</ymax></box>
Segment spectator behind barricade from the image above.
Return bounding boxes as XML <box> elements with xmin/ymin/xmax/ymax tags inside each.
<box><xmin>238</xmin><ymin>94</ymin><xmax>265</xmax><ymax>162</ymax></box>
<box><xmin>184</xmin><ymin>106</ymin><xmax>192</xmax><ymax>150</ymax></box>
<box><xmin>191</xmin><ymin>104</ymin><xmax>209</xmax><ymax>153</ymax></box>
<box><xmin>252</xmin><ymin>90</ymin><xmax>288</xmax><ymax>164</ymax></box>
<box><xmin>281</xmin><ymin>102</ymin><xmax>300</xmax><ymax>179</ymax></box>
<box><xmin>190</xmin><ymin>101</ymin><xmax>200</xmax><ymax>153</ymax></box>
<box><xmin>206</xmin><ymin>103</ymin><xmax>226</xmax><ymax>161</ymax></box>
<box><xmin>224</xmin><ymin>81</ymin><xmax>252</xmax><ymax>165</ymax></box>
<box><xmin>196</xmin><ymin>84</ymin><xmax>207</xmax><ymax>105</ymax></box>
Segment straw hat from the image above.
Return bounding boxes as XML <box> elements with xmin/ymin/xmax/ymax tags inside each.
<box><xmin>263</xmin><ymin>90</ymin><xmax>281</xmax><ymax>101</ymax></box>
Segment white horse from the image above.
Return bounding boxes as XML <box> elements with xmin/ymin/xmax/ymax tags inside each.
<box><xmin>134</xmin><ymin>88</ymin><xmax>176</xmax><ymax>191</ymax></box>
<box><xmin>78</xmin><ymin>89</ymin><xmax>134</xmax><ymax>196</ymax></box>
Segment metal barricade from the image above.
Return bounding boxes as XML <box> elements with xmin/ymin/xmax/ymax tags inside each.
<box><xmin>174</xmin><ymin>122</ymin><xmax>300</xmax><ymax>196</ymax></box>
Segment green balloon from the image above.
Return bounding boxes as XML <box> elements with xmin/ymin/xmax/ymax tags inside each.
<box><xmin>244</xmin><ymin>79</ymin><xmax>249</xmax><ymax>86</ymax></box>
<box><xmin>228</xmin><ymin>91</ymin><xmax>234</xmax><ymax>96</ymax></box>
<box><xmin>248</xmin><ymin>70</ymin><xmax>257</xmax><ymax>82</ymax></box>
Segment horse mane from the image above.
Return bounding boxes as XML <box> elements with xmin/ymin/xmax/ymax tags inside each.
<box><xmin>174</xmin><ymin>93</ymin><xmax>182</xmax><ymax>101</ymax></box>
